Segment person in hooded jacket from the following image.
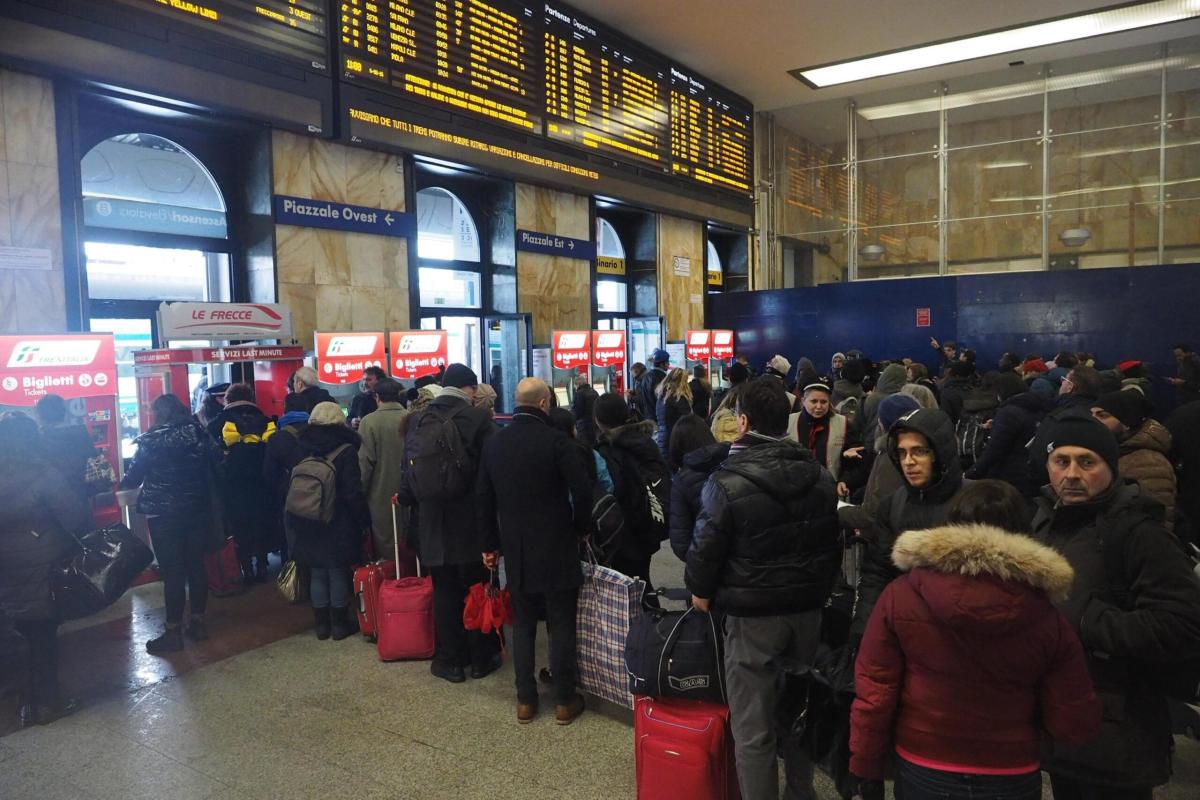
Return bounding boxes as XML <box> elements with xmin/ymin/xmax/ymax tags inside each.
<box><xmin>965</xmin><ymin>371</ymin><xmax>1046</xmax><ymax>498</ymax></box>
<box><xmin>289</xmin><ymin>402</ymin><xmax>371</xmax><ymax>641</ymax></box>
<box><xmin>0</xmin><ymin>412</ymin><xmax>90</xmax><ymax>728</ymax></box>
<box><xmin>1091</xmin><ymin>390</ymin><xmax>1176</xmax><ymax>533</ymax></box>
<box><xmin>850</xmin><ymin>480</ymin><xmax>1101</xmax><ymax>800</ymax></box>
<box><xmin>851</xmin><ymin>407</ymin><xmax>965</xmax><ymax>642</ymax></box>
<box><xmin>263</xmin><ymin>392</ymin><xmax>309</xmax><ymax>561</ymax></box>
<box><xmin>828</xmin><ymin>352</ymin><xmax>846</xmax><ymax>384</ymax></box>
<box><xmin>123</xmin><ymin>394</ymin><xmax>224</xmax><ymax>653</ymax></box>
<box><xmin>571</xmin><ymin>374</ymin><xmax>600</xmax><ymax>448</ymax></box>
<box><xmin>838</xmin><ymin>394</ymin><xmax>922</xmax><ymax>532</ymax></box>
<box><xmin>685</xmin><ymin>377</ymin><xmax>841</xmax><ymax>800</ymax></box>
<box><xmin>667</xmin><ymin>415</ymin><xmax>728</xmax><ymax>561</ymax></box>
<box><xmin>860</xmin><ymin>363</ymin><xmax>907</xmax><ymax>436</ymax></box>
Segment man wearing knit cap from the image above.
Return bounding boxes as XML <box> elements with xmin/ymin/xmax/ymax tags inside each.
<box><xmin>1091</xmin><ymin>391</ymin><xmax>1176</xmax><ymax>531</ymax></box>
<box><xmin>398</xmin><ymin>363</ymin><xmax>501</xmax><ymax>684</ymax></box>
<box><xmin>764</xmin><ymin>354</ymin><xmax>791</xmax><ymax>381</ymax></box>
<box><xmin>1031</xmin><ymin>414</ymin><xmax>1200</xmax><ymax>799</ymax></box>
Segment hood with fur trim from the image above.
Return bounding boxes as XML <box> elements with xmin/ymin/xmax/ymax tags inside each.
<box><xmin>892</xmin><ymin>523</ymin><xmax>1075</xmax><ymax>632</ymax></box>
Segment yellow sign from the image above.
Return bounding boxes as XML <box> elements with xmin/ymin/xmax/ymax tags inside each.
<box><xmin>597</xmin><ymin>256</ymin><xmax>626</xmax><ymax>276</ymax></box>
<box><xmin>707</xmin><ymin>270</ymin><xmax>723</xmax><ymax>286</ymax></box>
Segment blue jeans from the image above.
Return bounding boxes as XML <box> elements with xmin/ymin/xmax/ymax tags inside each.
<box><xmin>896</xmin><ymin>757</ymin><xmax>1041</xmax><ymax>800</ymax></box>
<box><xmin>310</xmin><ymin>566</ymin><xmax>350</xmax><ymax>609</ymax></box>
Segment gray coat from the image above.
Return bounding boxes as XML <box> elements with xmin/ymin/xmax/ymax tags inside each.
<box><xmin>358</xmin><ymin>401</ymin><xmax>409</xmax><ymax>558</ymax></box>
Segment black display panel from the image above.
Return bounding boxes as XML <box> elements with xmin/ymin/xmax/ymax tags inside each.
<box><xmin>117</xmin><ymin>0</ymin><xmax>330</xmax><ymax>72</ymax></box>
<box><xmin>670</xmin><ymin>64</ymin><xmax>753</xmax><ymax>194</ymax></box>
<box><xmin>338</xmin><ymin>0</ymin><xmax>542</xmax><ymax>134</ymax></box>
<box><xmin>541</xmin><ymin>3</ymin><xmax>668</xmax><ymax>171</ymax></box>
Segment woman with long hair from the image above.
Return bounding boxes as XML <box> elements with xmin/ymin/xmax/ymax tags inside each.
<box><xmin>654</xmin><ymin>367</ymin><xmax>693</xmax><ymax>456</ymax></box>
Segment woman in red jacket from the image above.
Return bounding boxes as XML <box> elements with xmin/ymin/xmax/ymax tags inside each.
<box><xmin>850</xmin><ymin>480</ymin><xmax>1101</xmax><ymax>800</ymax></box>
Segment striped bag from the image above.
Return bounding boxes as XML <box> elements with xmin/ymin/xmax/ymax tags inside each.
<box><xmin>576</xmin><ymin>559</ymin><xmax>646</xmax><ymax>708</ymax></box>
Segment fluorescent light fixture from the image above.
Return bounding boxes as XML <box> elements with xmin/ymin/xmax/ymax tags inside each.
<box><xmin>857</xmin><ymin>52</ymin><xmax>1200</xmax><ymax>120</ymax></box>
<box><xmin>792</xmin><ymin>0</ymin><xmax>1200</xmax><ymax>88</ymax></box>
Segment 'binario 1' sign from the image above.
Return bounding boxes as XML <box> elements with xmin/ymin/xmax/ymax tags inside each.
<box><xmin>315</xmin><ymin>332</ymin><xmax>385</xmax><ymax>385</ymax></box>
<box><xmin>551</xmin><ymin>331</ymin><xmax>591</xmax><ymax>370</ymax></box>
<box><xmin>0</xmin><ymin>334</ymin><xmax>117</xmax><ymax>403</ymax></box>
<box><xmin>591</xmin><ymin>330</ymin><xmax>626</xmax><ymax>368</ymax></box>
<box><xmin>389</xmin><ymin>331</ymin><xmax>448</xmax><ymax>380</ymax></box>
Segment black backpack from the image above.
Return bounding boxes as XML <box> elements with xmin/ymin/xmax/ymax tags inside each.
<box><xmin>625</xmin><ymin>455</ymin><xmax>671</xmax><ymax>545</ymax></box>
<box><xmin>590</xmin><ymin>485</ymin><xmax>626</xmax><ymax>565</ymax></box>
<box><xmin>405</xmin><ymin>405</ymin><xmax>474</xmax><ymax>503</ymax></box>
<box><xmin>955</xmin><ymin>409</ymin><xmax>992</xmax><ymax>468</ymax></box>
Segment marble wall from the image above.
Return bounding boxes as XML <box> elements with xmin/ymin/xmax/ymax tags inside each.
<box><xmin>514</xmin><ymin>183</ymin><xmax>590</xmax><ymax>345</ymax></box>
<box><xmin>0</xmin><ymin>69</ymin><xmax>66</xmax><ymax>332</ymax></box>
<box><xmin>271</xmin><ymin>131</ymin><xmax>409</xmax><ymax>346</ymax></box>
<box><xmin>657</xmin><ymin>215</ymin><xmax>705</xmax><ymax>341</ymax></box>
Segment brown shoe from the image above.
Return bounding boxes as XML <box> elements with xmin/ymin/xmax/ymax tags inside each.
<box><xmin>554</xmin><ymin>694</ymin><xmax>585</xmax><ymax>726</ymax></box>
<box><xmin>517</xmin><ymin>702</ymin><xmax>537</xmax><ymax>724</ymax></box>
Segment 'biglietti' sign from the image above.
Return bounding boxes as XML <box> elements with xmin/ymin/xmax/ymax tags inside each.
<box><xmin>158</xmin><ymin>302</ymin><xmax>293</xmax><ymax>341</ymax></box>
<box><xmin>0</xmin><ymin>334</ymin><xmax>117</xmax><ymax>403</ymax></box>
<box><xmin>389</xmin><ymin>331</ymin><xmax>448</xmax><ymax>380</ymax></box>
<box><xmin>315</xmin><ymin>332</ymin><xmax>386</xmax><ymax>385</ymax></box>
<box><xmin>711</xmin><ymin>330</ymin><xmax>735</xmax><ymax>360</ymax></box>
<box><xmin>551</xmin><ymin>331</ymin><xmax>591</xmax><ymax>370</ymax></box>
<box><xmin>686</xmin><ymin>330</ymin><xmax>712</xmax><ymax>361</ymax></box>
<box><xmin>274</xmin><ymin>195</ymin><xmax>415</xmax><ymax>238</ymax></box>
<box><xmin>516</xmin><ymin>229</ymin><xmax>596</xmax><ymax>260</ymax></box>
<box><xmin>591</xmin><ymin>330</ymin><xmax>626</xmax><ymax>368</ymax></box>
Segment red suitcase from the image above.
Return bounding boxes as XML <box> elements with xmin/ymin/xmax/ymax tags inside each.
<box><xmin>376</xmin><ymin>496</ymin><xmax>436</xmax><ymax>661</ymax></box>
<box><xmin>634</xmin><ymin>696</ymin><xmax>740</xmax><ymax>800</ymax></box>
<box><xmin>353</xmin><ymin>559</ymin><xmax>395</xmax><ymax>640</ymax></box>
<box><xmin>205</xmin><ymin>537</ymin><xmax>242</xmax><ymax>597</ymax></box>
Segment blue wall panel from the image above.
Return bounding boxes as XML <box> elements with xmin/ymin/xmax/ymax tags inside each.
<box><xmin>709</xmin><ymin>265</ymin><xmax>1200</xmax><ymax>411</ymax></box>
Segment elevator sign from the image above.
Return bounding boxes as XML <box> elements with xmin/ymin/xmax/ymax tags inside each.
<box><xmin>551</xmin><ymin>331</ymin><xmax>591</xmax><ymax>370</ymax></box>
<box><xmin>0</xmin><ymin>334</ymin><xmax>117</xmax><ymax>403</ymax></box>
<box><xmin>591</xmin><ymin>330</ymin><xmax>626</xmax><ymax>368</ymax></box>
<box><xmin>315</xmin><ymin>332</ymin><xmax>385</xmax><ymax>385</ymax></box>
<box><xmin>388</xmin><ymin>331</ymin><xmax>448</xmax><ymax>380</ymax></box>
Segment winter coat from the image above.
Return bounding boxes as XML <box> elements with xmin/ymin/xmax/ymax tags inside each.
<box><xmin>1117</xmin><ymin>420</ymin><xmax>1176</xmax><ymax>532</ymax></box>
<box><xmin>685</xmin><ymin>437</ymin><xmax>841</xmax><ymax>617</ymax></box>
<box><xmin>596</xmin><ymin>420</ymin><xmax>669</xmax><ymax>561</ymax></box>
<box><xmin>655</xmin><ymin>395</ymin><xmax>693</xmax><ymax>456</ymax></box>
<box><xmin>38</xmin><ymin>423</ymin><xmax>97</xmax><ymax>502</ymax></box>
<box><xmin>838</xmin><ymin>435</ymin><xmax>904</xmax><ymax>531</ymax></box>
<box><xmin>832</xmin><ymin>378</ymin><xmax>864</xmax><ymax>409</ymax></box>
<box><xmin>966</xmin><ymin>392</ymin><xmax>1045</xmax><ymax>497</ymax></box>
<box><xmin>123</xmin><ymin>420</ymin><xmax>222</xmax><ymax>517</ymax></box>
<box><xmin>358</xmin><ymin>401</ymin><xmax>409</xmax><ymax>545</ymax></box>
<box><xmin>860</xmin><ymin>365</ymin><xmax>908</xmax><ymax>434</ymax></box>
<box><xmin>263</xmin><ymin>416</ymin><xmax>307</xmax><ymax>509</ymax></box>
<box><xmin>635</xmin><ymin>367</ymin><xmax>666</xmax><ymax>421</ymax></box>
<box><xmin>294</xmin><ymin>384</ymin><xmax>335</xmax><ymax>413</ymax></box>
<box><xmin>788</xmin><ymin>410</ymin><xmax>858</xmax><ymax>480</ymax></box>
<box><xmin>938</xmin><ymin>376</ymin><xmax>974</xmax><ymax>425</ymax></box>
<box><xmin>572</xmin><ymin>384</ymin><xmax>599</xmax><ymax>448</ymax></box>
<box><xmin>0</xmin><ymin>458</ymin><xmax>90</xmax><ymax>621</ymax></box>
<box><xmin>288</xmin><ymin>424</ymin><xmax>371</xmax><ymax>568</ymax></box>
<box><xmin>1166</xmin><ymin>401</ymin><xmax>1200</xmax><ymax>537</ymax></box>
<box><xmin>206</xmin><ymin>401</ymin><xmax>274</xmax><ymax>508</ymax></box>
<box><xmin>348</xmin><ymin>391</ymin><xmax>378</xmax><ymax>425</ymax></box>
<box><xmin>710</xmin><ymin>406</ymin><xmax>739</xmax><ymax>443</ymax></box>
<box><xmin>852</xmin><ymin>409</ymin><xmax>964</xmax><ymax>639</ymax></box>
<box><xmin>1031</xmin><ymin>481</ymin><xmax>1200</xmax><ymax>789</ymax></box>
<box><xmin>477</xmin><ymin>407</ymin><xmax>591</xmax><ymax>593</ymax></box>
<box><xmin>689</xmin><ymin>378</ymin><xmax>712</xmax><ymax>419</ymax></box>
<box><xmin>851</xmin><ymin>523</ymin><xmax>1100</xmax><ymax>781</ymax></box>
<box><xmin>397</xmin><ymin>393</ymin><xmax>495</xmax><ymax>567</ymax></box>
<box><xmin>668</xmin><ymin>442</ymin><xmax>730</xmax><ymax>561</ymax></box>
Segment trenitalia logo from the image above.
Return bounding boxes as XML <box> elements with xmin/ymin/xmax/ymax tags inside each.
<box><xmin>688</xmin><ymin>331</ymin><xmax>710</xmax><ymax>345</ymax></box>
<box><xmin>712</xmin><ymin>331</ymin><xmax>733</xmax><ymax>346</ymax></box>
<box><xmin>594</xmin><ymin>333</ymin><xmax>623</xmax><ymax>349</ymax></box>
<box><xmin>555</xmin><ymin>333</ymin><xmax>588</xmax><ymax>349</ymax></box>
<box><xmin>396</xmin><ymin>334</ymin><xmax>443</xmax><ymax>354</ymax></box>
<box><xmin>326</xmin><ymin>335</ymin><xmax>379</xmax><ymax>357</ymax></box>
<box><xmin>6</xmin><ymin>339</ymin><xmax>102</xmax><ymax>368</ymax></box>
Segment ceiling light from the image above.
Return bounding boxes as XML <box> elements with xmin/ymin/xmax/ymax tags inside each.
<box><xmin>1059</xmin><ymin>227</ymin><xmax>1092</xmax><ymax>246</ymax></box>
<box><xmin>792</xmin><ymin>0</ymin><xmax>1200</xmax><ymax>88</ymax></box>
<box><xmin>860</xmin><ymin>244</ymin><xmax>886</xmax><ymax>261</ymax></box>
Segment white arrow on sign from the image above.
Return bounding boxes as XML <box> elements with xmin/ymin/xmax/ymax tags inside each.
<box><xmin>384</xmin><ymin>213</ymin><xmax>394</xmax><ymax>225</ymax></box>
<box><xmin>568</xmin><ymin>240</ymin><xmax>574</xmax><ymax>250</ymax></box>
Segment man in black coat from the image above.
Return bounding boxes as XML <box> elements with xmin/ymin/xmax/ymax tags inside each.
<box><xmin>965</xmin><ymin>372</ymin><xmax>1046</xmax><ymax>497</ymax></box>
<box><xmin>1031</xmin><ymin>415</ymin><xmax>1200</xmax><ymax>798</ymax></box>
<box><xmin>478</xmin><ymin>377</ymin><xmax>591</xmax><ymax>725</ymax></box>
<box><xmin>398</xmin><ymin>363</ymin><xmax>500</xmax><ymax>684</ymax></box>
<box><xmin>686</xmin><ymin>377</ymin><xmax>841</xmax><ymax>800</ymax></box>
<box><xmin>571</xmin><ymin>374</ymin><xmax>599</xmax><ymax>448</ymax></box>
<box><xmin>290</xmin><ymin>366</ymin><xmax>336</xmax><ymax>413</ymax></box>
<box><xmin>347</xmin><ymin>366</ymin><xmax>385</xmax><ymax>428</ymax></box>
<box><xmin>34</xmin><ymin>393</ymin><xmax>97</xmax><ymax>505</ymax></box>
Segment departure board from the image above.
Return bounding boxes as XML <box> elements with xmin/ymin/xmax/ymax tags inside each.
<box><xmin>542</xmin><ymin>3</ymin><xmax>668</xmax><ymax>171</ymax></box>
<box><xmin>669</xmin><ymin>65</ymin><xmax>753</xmax><ymax>194</ymax></box>
<box><xmin>118</xmin><ymin>0</ymin><xmax>330</xmax><ymax>71</ymax></box>
<box><xmin>339</xmin><ymin>0</ymin><xmax>542</xmax><ymax>134</ymax></box>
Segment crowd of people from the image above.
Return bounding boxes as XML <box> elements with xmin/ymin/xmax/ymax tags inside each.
<box><xmin>3</xmin><ymin>336</ymin><xmax>1200</xmax><ymax>800</ymax></box>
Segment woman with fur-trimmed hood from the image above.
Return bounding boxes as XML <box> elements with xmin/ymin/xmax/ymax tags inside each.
<box><xmin>850</xmin><ymin>480</ymin><xmax>1101</xmax><ymax>800</ymax></box>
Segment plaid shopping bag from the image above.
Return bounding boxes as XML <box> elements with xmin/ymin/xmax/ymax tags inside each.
<box><xmin>576</xmin><ymin>560</ymin><xmax>645</xmax><ymax>709</ymax></box>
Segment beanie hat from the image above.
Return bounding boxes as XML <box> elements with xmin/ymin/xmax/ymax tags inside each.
<box><xmin>729</xmin><ymin>362</ymin><xmax>749</xmax><ymax>385</ymax></box>
<box><xmin>1035</xmin><ymin>414</ymin><xmax>1120</xmax><ymax>476</ymax></box>
<box><xmin>766</xmin><ymin>355</ymin><xmax>791</xmax><ymax>376</ymax></box>
<box><xmin>1094</xmin><ymin>390</ymin><xmax>1148</xmax><ymax>432</ymax></box>
<box><xmin>594</xmin><ymin>392</ymin><xmax>631</xmax><ymax>428</ymax></box>
<box><xmin>442</xmin><ymin>363</ymin><xmax>478</xmax><ymax>389</ymax></box>
<box><xmin>309</xmin><ymin>401</ymin><xmax>346</xmax><ymax>426</ymax></box>
<box><xmin>878</xmin><ymin>393</ymin><xmax>921</xmax><ymax>432</ymax></box>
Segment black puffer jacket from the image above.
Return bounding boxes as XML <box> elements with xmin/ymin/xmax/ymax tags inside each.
<box><xmin>289</xmin><ymin>424</ymin><xmax>371</xmax><ymax>568</ymax></box>
<box><xmin>0</xmin><ymin>458</ymin><xmax>89</xmax><ymax>621</ymax></box>
<box><xmin>669</xmin><ymin>442</ymin><xmax>730</xmax><ymax>561</ymax></box>
<box><xmin>123</xmin><ymin>421</ymin><xmax>222</xmax><ymax>517</ymax></box>
<box><xmin>685</xmin><ymin>436</ymin><xmax>840</xmax><ymax>617</ymax></box>
<box><xmin>852</xmin><ymin>408</ymin><xmax>964</xmax><ymax>638</ymax></box>
<box><xmin>1032</xmin><ymin>481</ymin><xmax>1200</xmax><ymax>789</ymax></box>
<box><xmin>966</xmin><ymin>391</ymin><xmax>1046</xmax><ymax>496</ymax></box>
<box><xmin>207</xmin><ymin>401</ymin><xmax>273</xmax><ymax>507</ymax></box>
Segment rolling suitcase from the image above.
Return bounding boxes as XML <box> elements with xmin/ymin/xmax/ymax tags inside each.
<box><xmin>634</xmin><ymin>696</ymin><xmax>740</xmax><ymax>800</ymax></box>
<box><xmin>354</xmin><ymin>559</ymin><xmax>395</xmax><ymax>640</ymax></box>
<box><xmin>376</xmin><ymin>495</ymin><xmax>436</xmax><ymax>661</ymax></box>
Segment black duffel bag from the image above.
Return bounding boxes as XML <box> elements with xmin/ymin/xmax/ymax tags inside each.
<box><xmin>625</xmin><ymin>604</ymin><xmax>726</xmax><ymax>704</ymax></box>
<box><xmin>52</xmin><ymin>523</ymin><xmax>154</xmax><ymax>620</ymax></box>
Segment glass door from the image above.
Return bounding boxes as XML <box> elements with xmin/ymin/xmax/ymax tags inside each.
<box><xmin>628</xmin><ymin>314</ymin><xmax>664</xmax><ymax>374</ymax></box>
<box><xmin>420</xmin><ymin>314</ymin><xmax>483</xmax><ymax>382</ymax></box>
<box><xmin>483</xmin><ymin>314</ymin><xmax>531</xmax><ymax>415</ymax></box>
<box><xmin>88</xmin><ymin>302</ymin><xmax>157</xmax><ymax>457</ymax></box>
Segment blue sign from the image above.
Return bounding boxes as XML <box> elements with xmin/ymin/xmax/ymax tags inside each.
<box><xmin>516</xmin><ymin>229</ymin><xmax>596</xmax><ymax>260</ymax></box>
<box><xmin>273</xmin><ymin>195</ymin><xmax>415</xmax><ymax>238</ymax></box>
<box><xmin>84</xmin><ymin>198</ymin><xmax>228</xmax><ymax>238</ymax></box>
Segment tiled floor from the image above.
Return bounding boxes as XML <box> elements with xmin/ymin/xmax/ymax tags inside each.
<box><xmin>0</xmin><ymin>552</ymin><xmax>1197</xmax><ymax>799</ymax></box>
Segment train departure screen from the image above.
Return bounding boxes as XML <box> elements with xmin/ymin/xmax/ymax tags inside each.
<box><xmin>542</xmin><ymin>3</ymin><xmax>668</xmax><ymax>170</ymax></box>
<box><xmin>339</xmin><ymin>0</ymin><xmax>542</xmax><ymax>134</ymax></box>
<box><xmin>119</xmin><ymin>0</ymin><xmax>330</xmax><ymax>71</ymax></box>
<box><xmin>669</xmin><ymin>65</ymin><xmax>753</xmax><ymax>194</ymax></box>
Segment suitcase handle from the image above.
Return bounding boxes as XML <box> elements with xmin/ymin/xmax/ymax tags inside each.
<box><xmin>654</xmin><ymin>606</ymin><xmax>727</xmax><ymax>705</ymax></box>
<box><xmin>391</xmin><ymin>493</ymin><xmax>421</xmax><ymax>580</ymax></box>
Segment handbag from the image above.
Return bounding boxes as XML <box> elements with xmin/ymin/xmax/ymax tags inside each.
<box><xmin>625</xmin><ymin>603</ymin><xmax>727</xmax><ymax>704</ymax></box>
<box><xmin>275</xmin><ymin>560</ymin><xmax>309</xmax><ymax>604</ymax></box>
<box><xmin>84</xmin><ymin>453</ymin><xmax>117</xmax><ymax>495</ymax></box>
<box><xmin>576</xmin><ymin>549</ymin><xmax>645</xmax><ymax>708</ymax></box>
<box><xmin>52</xmin><ymin>523</ymin><xmax>154</xmax><ymax>621</ymax></box>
